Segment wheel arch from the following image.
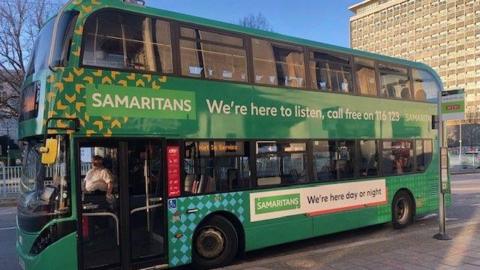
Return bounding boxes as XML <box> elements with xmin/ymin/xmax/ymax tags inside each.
<box><xmin>392</xmin><ymin>188</ymin><xmax>417</xmax><ymax>218</ymax></box>
<box><xmin>195</xmin><ymin>211</ymin><xmax>246</xmax><ymax>257</ymax></box>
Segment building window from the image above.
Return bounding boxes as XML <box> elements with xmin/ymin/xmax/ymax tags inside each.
<box><xmin>256</xmin><ymin>141</ymin><xmax>307</xmax><ymax>186</ymax></box>
<box><xmin>354</xmin><ymin>58</ymin><xmax>377</xmax><ymax>96</ymax></box>
<box><xmin>379</xmin><ymin>64</ymin><xmax>411</xmax><ymax>99</ymax></box>
<box><xmin>310</xmin><ymin>51</ymin><xmax>353</xmax><ymax>93</ymax></box>
<box><xmin>252</xmin><ymin>39</ymin><xmax>305</xmax><ymax>88</ymax></box>
<box><xmin>83</xmin><ymin>10</ymin><xmax>173</xmax><ymax>73</ymax></box>
<box><xmin>180</xmin><ymin>27</ymin><xmax>248</xmax><ymax>82</ymax></box>
<box><xmin>183</xmin><ymin>141</ymin><xmax>250</xmax><ymax>194</ymax></box>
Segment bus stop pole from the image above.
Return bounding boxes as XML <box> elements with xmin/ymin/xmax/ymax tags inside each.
<box><xmin>434</xmin><ymin>97</ymin><xmax>451</xmax><ymax>240</ymax></box>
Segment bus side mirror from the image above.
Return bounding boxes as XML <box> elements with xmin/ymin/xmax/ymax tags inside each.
<box><xmin>39</xmin><ymin>138</ymin><xmax>59</xmax><ymax>165</ymax></box>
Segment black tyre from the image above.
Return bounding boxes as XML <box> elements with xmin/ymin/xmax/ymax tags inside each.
<box><xmin>392</xmin><ymin>190</ymin><xmax>414</xmax><ymax>229</ymax></box>
<box><xmin>192</xmin><ymin>215</ymin><xmax>238</xmax><ymax>269</ymax></box>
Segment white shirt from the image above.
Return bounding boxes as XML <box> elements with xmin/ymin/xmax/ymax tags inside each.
<box><xmin>84</xmin><ymin>167</ymin><xmax>113</xmax><ymax>192</ymax></box>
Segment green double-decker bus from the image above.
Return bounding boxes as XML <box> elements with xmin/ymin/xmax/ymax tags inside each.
<box><xmin>17</xmin><ymin>1</ymin><xmax>447</xmax><ymax>269</ymax></box>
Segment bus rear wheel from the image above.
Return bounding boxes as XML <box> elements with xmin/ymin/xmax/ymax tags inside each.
<box><xmin>192</xmin><ymin>215</ymin><xmax>238</xmax><ymax>269</ymax></box>
<box><xmin>392</xmin><ymin>190</ymin><xmax>414</xmax><ymax>229</ymax></box>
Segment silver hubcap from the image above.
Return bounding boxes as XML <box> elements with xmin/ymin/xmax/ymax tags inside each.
<box><xmin>396</xmin><ymin>198</ymin><xmax>409</xmax><ymax>223</ymax></box>
<box><xmin>196</xmin><ymin>227</ymin><xmax>225</xmax><ymax>259</ymax></box>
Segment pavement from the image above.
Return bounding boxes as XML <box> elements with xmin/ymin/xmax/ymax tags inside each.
<box><xmin>0</xmin><ymin>174</ymin><xmax>479</xmax><ymax>270</ymax></box>
<box><xmin>221</xmin><ymin>173</ymin><xmax>480</xmax><ymax>270</ymax></box>
<box><xmin>223</xmin><ymin>218</ymin><xmax>480</xmax><ymax>270</ymax></box>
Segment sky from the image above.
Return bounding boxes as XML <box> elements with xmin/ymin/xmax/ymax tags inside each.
<box><xmin>146</xmin><ymin>0</ymin><xmax>360</xmax><ymax>48</ymax></box>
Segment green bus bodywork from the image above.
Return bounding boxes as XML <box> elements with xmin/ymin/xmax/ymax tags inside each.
<box><xmin>17</xmin><ymin>0</ymin><xmax>447</xmax><ymax>269</ymax></box>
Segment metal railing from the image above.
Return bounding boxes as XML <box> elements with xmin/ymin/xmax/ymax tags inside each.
<box><xmin>1</xmin><ymin>166</ymin><xmax>22</xmax><ymax>196</ymax></box>
<box><xmin>1</xmin><ymin>163</ymin><xmax>92</xmax><ymax>197</ymax></box>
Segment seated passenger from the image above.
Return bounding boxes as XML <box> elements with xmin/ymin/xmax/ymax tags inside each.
<box><xmin>84</xmin><ymin>155</ymin><xmax>114</xmax><ymax>203</ymax></box>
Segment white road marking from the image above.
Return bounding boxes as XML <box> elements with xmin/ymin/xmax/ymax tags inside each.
<box><xmin>451</xmin><ymin>187</ymin><xmax>480</xmax><ymax>191</ymax></box>
<box><xmin>0</xmin><ymin>226</ymin><xmax>16</xmax><ymax>231</ymax></box>
<box><xmin>0</xmin><ymin>211</ymin><xmax>16</xmax><ymax>216</ymax></box>
<box><xmin>0</xmin><ymin>207</ymin><xmax>16</xmax><ymax>216</ymax></box>
<box><xmin>418</xmin><ymin>214</ymin><xmax>437</xmax><ymax>220</ymax></box>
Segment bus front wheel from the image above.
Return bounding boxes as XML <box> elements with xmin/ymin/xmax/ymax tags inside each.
<box><xmin>192</xmin><ymin>215</ymin><xmax>238</xmax><ymax>269</ymax></box>
<box><xmin>392</xmin><ymin>190</ymin><xmax>414</xmax><ymax>229</ymax></box>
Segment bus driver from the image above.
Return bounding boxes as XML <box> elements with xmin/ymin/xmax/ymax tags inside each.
<box><xmin>84</xmin><ymin>155</ymin><xmax>114</xmax><ymax>203</ymax></box>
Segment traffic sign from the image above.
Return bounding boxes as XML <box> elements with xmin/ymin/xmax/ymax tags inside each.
<box><xmin>441</xmin><ymin>89</ymin><xmax>465</xmax><ymax>121</ymax></box>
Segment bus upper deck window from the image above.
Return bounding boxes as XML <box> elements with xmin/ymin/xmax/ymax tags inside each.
<box><xmin>252</xmin><ymin>39</ymin><xmax>277</xmax><ymax>85</ymax></box>
<box><xmin>179</xmin><ymin>27</ymin><xmax>248</xmax><ymax>82</ymax></box>
<box><xmin>379</xmin><ymin>64</ymin><xmax>411</xmax><ymax>100</ymax></box>
<box><xmin>354</xmin><ymin>58</ymin><xmax>377</xmax><ymax>96</ymax></box>
<box><xmin>252</xmin><ymin>39</ymin><xmax>305</xmax><ymax>88</ymax></box>
<box><xmin>82</xmin><ymin>10</ymin><xmax>173</xmax><ymax>73</ymax></box>
<box><xmin>412</xmin><ymin>69</ymin><xmax>439</xmax><ymax>102</ymax></box>
<box><xmin>310</xmin><ymin>51</ymin><xmax>353</xmax><ymax>93</ymax></box>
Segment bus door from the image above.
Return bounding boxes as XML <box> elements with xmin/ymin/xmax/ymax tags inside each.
<box><xmin>78</xmin><ymin>139</ymin><xmax>167</xmax><ymax>270</ymax></box>
<box><xmin>126</xmin><ymin>140</ymin><xmax>166</xmax><ymax>268</ymax></box>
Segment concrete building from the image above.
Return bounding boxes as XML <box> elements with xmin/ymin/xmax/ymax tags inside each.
<box><xmin>350</xmin><ymin>0</ymin><xmax>480</xmax><ymax>119</ymax></box>
<box><xmin>349</xmin><ymin>0</ymin><xmax>480</xmax><ymax>165</ymax></box>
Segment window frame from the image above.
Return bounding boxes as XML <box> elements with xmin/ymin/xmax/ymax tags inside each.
<box><xmin>176</xmin><ymin>138</ymin><xmax>433</xmax><ymax>197</ymax></box>
<box><xmin>353</xmin><ymin>56</ymin><xmax>380</xmax><ymax>97</ymax></box>
<box><xmin>181</xmin><ymin>139</ymin><xmax>253</xmax><ymax>195</ymax></box>
<box><xmin>377</xmin><ymin>61</ymin><xmax>414</xmax><ymax>100</ymax></box>
<box><xmin>308</xmin><ymin>49</ymin><xmax>354</xmax><ymax>93</ymax></box>
<box><xmin>380</xmin><ymin>139</ymin><xmax>416</xmax><ymax>176</ymax></box>
<box><xmin>80</xmin><ymin>8</ymin><xmax>176</xmax><ymax>75</ymax></box>
<box><xmin>254</xmin><ymin>140</ymin><xmax>310</xmax><ymax>187</ymax></box>
<box><xmin>78</xmin><ymin>8</ymin><xmax>439</xmax><ymax>104</ymax></box>
<box><xmin>251</xmin><ymin>37</ymin><xmax>307</xmax><ymax>89</ymax></box>
<box><xmin>177</xmin><ymin>24</ymin><xmax>249</xmax><ymax>82</ymax></box>
<box><xmin>411</xmin><ymin>68</ymin><xmax>441</xmax><ymax>102</ymax></box>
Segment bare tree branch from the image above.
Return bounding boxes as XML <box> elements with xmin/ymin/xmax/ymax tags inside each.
<box><xmin>238</xmin><ymin>13</ymin><xmax>273</xmax><ymax>32</ymax></box>
<box><xmin>0</xmin><ymin>0</ymin><xmax>61</xmax><ymax>122</ymax></box>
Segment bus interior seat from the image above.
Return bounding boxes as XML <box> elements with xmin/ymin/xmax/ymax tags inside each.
<box><xmin>415</xmin><ymin>89</ymin><xmax>426</xmax><ymax>101</ymax></box>
<box><xmin>387</xmin><ymin>84</ymin><xmax>396</xmax><ymax>97</ymax></box>
<box><xmin>184</xmin><ymin>174</ymin><xmax>195</xmax><ymax>193</ymax></box>
<box><xmin>401</xmin><ymin>87</ymin><xmax>411</xmax><ymax>99</ymax></box>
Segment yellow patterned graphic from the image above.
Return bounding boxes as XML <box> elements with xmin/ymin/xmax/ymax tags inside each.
<box><xmin>93</xmin><ymin>70</ymin><xmax>103</xmax><ymax>77</ymax></box>
<box><xmin>73</xmin><ymin>68</ymin><xmax>84</xmax><ymax>76</ymax></box>
<box><xmin>63</xmin><ymin>72</ymin><xmax>74</xmax><ymax>82</ymax></box>
<box><xmin>65</xmin><ymin>94</ymin><xmax>77</xmax><ymax>104</ymax></box>
<box><xmin>83</xmin><ymin>76</ymin><xmax>93</xmax><ymax>84</ymax></box>
<box><xmin>75</xmin><ymin>84</ymin><xmax>86</xmax><ymax>94</ymax></box>
<box><xmin>41</xmin><ymin>0</ymin><xmax>170</xmax><ymax>137</ymax></box>
<box><xmin>101</xmin><ymin>76</ymin><xmax>112</xmax><ymax>85</ymax></box>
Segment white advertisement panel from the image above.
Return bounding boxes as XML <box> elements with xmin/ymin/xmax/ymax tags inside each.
<box><xmin>250</xmin><ymin>179</ymin><xmax>387</xmax><ymax>222</ymax></box>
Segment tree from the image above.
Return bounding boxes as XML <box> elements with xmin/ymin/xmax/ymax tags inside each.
<box><xmin>238</xmin><ymin>13</ymin><xmax>273</xmax><ymax>31</ymax></box>
<box><xmin>0</xmin><ymin>0</ymin><xmax>61</xmax><ymax>121</ymax></box>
